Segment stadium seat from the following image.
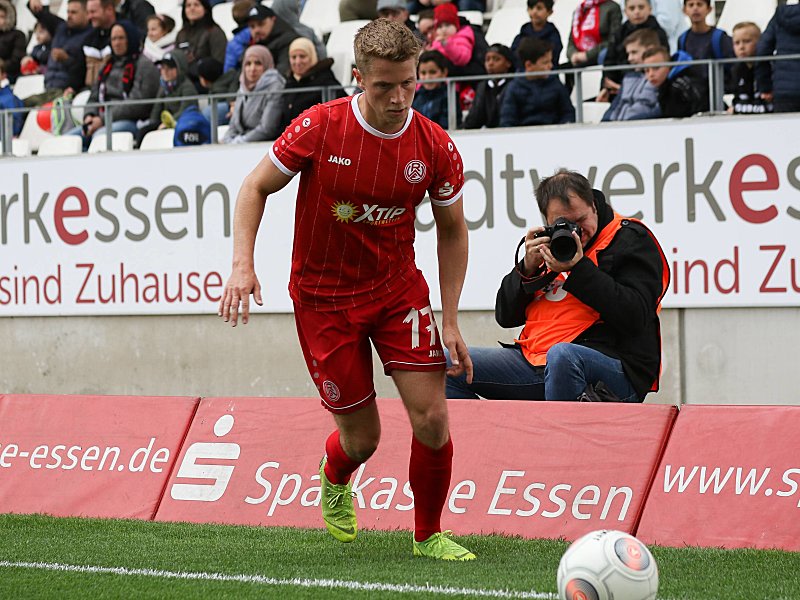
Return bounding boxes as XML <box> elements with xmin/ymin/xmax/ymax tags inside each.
<box><xmin>11</xmin><ymin>138</ymin><xmax>31</xmax><ymax>157</ymax></box>
<box><xmin>484</xmin><ymin>8</ymin><xmax>521</xmax><ymax>46</ymax></box>
<box><xmin>11</xmin><ymin>74</ymin><xmax>45</xmax><ymax>100</ymax></box>
<box><xmin>326</xmin><ymin>20</ymin><xmax>369</xmax><ymax>93</ymax></box>
<box><xmin>87</xmin><ymin>131</ymin><xmax>134</xmax><ymax>153</ymax></box>
<box><xmin>716</xmin><ymin>0</ymin><xmax>777</xmax><ymax>35</ymax></box>
<box><xmin>69</xmin><ymin>89</ymin><xmax>92</xmax><ymax>124</ymax></box>
<box><xmin>37</xmin><ymin>135</ymin><xmax>82</xmax><ymax>156</ymax></box>
<box><xmin>216</xmin><ymin>124</ymin><xmax>229</xmax><ymax>142</ymax></box>
<box><xmin>14</xmin><ymin>0</ymin><xmax>37</xmax><ymax>38</ymax></box>
<box><xmin>139</xmin><ymin>128</ymin><xmax>176</xmax><ymax>150</ymax></box>
<box><xmin>581</xmin><ymin>101</ymin><xmax>610</xmax><ymax>124</ymax></box>
<box><xmin>459</xmin><ymin>10</ymin><xmax>484</xmax><ymax>27</ymax></box>
<box><xmin>56</xmin><ymin>0</ymin><xmax>68</xmax><ymax>19</ymax></box>
<box><xmin>571</xmin><ymin>67</ymin><xmax>603</xmax><ymax>104</ymax></box>
<box><xmin>212</xmin><ymin>2</ymin><xmax>239</xmax><ymax>39</ymax></box>
<box><xmin>300</xmin><ymin>0</ymin><xmax>340</xmax><ymax>37</ymax></box>
<box><xmin>18</xmin><ymin>109</ymin><xmax>54</xmax><ymax>152</ymax></box>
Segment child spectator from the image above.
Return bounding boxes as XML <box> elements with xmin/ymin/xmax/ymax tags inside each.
<box><xmin>756</xmin><ymin>3</ymin><xmax>800</xmax><ymax>114</ymax></box>
<box><xmin>568</xmin><ymin>0</ymin><xmax>622</xmax><ymax>67</ymax></box>
<box><xmin>143</xmin><ymin>13</ymin><xmax>176</xmax><ymax>63</ymax></box>
<box><xmin>176</xmin><ymin>0</ymin><xmax>228</xmax><ymax>71</ymax></box>
<box><xmin>602</xmin><ymin>28</ymin><xmax>661</xmax><ymax>120</ymax></box>
<box><xmin>0</xmin><ymin>0</ymin><xmax>27</xmax><ymax>83</ymax></box>
<box><xmin>464</xmin><ymin>42</ymin><xmax>514</xmax><ymax>129</ymax></box>
<box><xmin>277</xmin><ymin>36</ymin><xmax>345</xmax><ymax>131</ymax></box>
<box><xmin>642</xmin><ymin>44</ymin><xmax>704</xmax><ymax>117</ymax></box>
<box><xmin>197</xmin><ymin>56</ymin><xmax>238</xmax><ymax>124</ymax></box>
<box><xmin>0</xmin><ymin>57</ymin><xmax>23</xmax><ymax>137</ymax></box>
<box><xmin>729</xmin><ymin>22</ymin><xmax>771</xmax><ymax>114</ymax></box>
<box><xmin>135</xmin><ymin>48</ymin><xmax>197</xmax><ymax>145</ymax></box>
<box><xmin>511</xmin><ymin>0</ymin><xmax>562</xmax><ymax>66</ymax></box>
<box><xmin>224</xmin><ymin>0</ymin><xmax>254</xmax><ymax>72</ymax></box>
<box><xmin>20</xmin><ymin>23</ymin><xmax>52</xmax><ymax>75</ymax></box>
<box><xmin>411</xmin><ymin>49</ymin><xmax>451</xmax><ymax>129</ymax></box>
<box><xmin>677</xmin><ymin>0</ymin><xmax>733</xmax><ymax>89</ymax></box>
<box><xmin>602</xmin><ymin>0</ymin><xmax>668</xmax><ymax>94</ymax></box>
<box><xmin>500</xmin><ymin>38</ymin><xmax>575</xmax><ymax>127</ymax></box>
<box><xmin>223</xmin><ymin>44</ymin><xmax>285</xmax><ymax>144</ymax></box>
<box><xmin>428</xmin><ymin>2</ymin><xmax>474</xmax><ymax>71</ymax></box>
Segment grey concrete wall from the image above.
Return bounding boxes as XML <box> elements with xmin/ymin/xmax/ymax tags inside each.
<box><xmin>2</xmin><ymin>307</ymin><xmax>797</xmax><ymax>405</ymax></box>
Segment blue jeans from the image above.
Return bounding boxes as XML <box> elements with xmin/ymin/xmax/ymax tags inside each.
<box><xmin>446</xmin><ymin>343</ymin><xmax>639</xmax><ymax>402</ymax></box>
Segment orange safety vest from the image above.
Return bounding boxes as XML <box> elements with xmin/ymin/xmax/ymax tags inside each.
<box><xmin>515</xmin><ymin>213</ymin><xmax>669</xmax><ymax>391</ymax></box>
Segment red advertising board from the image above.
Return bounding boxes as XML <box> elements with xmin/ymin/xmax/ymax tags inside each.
<box><xmin>637</xmin><ymin>405</ymin><xmax>800</xmax><ymax>551</ymax></box>
<box><xmin>0</xmin><ymin>394</ymin><xmax>198</xmax><ymax>519</ymax></box>
<box><xmin>156</xmin><ymin>397</ymin><xmax>676</xmax><ymax>540</ymax></box>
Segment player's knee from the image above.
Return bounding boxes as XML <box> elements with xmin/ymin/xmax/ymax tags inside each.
<box><xmin>346</xmin><ymin>432</ymin><xmax>380</xmax><ymax>462</ymax></box>
<box><xmin>408</xmin><ymin>404</ymin><xmax>449</xmax><ymax>447</ymax></box>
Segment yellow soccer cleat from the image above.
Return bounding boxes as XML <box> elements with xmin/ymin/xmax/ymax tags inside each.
<box><xmin>413</xmin><ymin>531</ymin><xmax>476</xmax><ymax>561</ymax></box>
<box><xmin>319</xmin><ymin>456</ymin><xmax>357</xmax><ymax>543</ymax></box>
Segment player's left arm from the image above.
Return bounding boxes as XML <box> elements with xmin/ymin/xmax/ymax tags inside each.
<box><xmin>432</xmin><ymin>199</ymin><xmax>473</xmax><ymax>384</ymax></box>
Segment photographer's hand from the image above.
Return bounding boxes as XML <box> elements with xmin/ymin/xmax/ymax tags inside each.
<box><xmin>522</xmin><ymin>227</ymin><xmax>548</xmax><ymax>276</ymax></box>
<box><xmin>539</xmin><ymin>231</ymin><xmax>583</xmax><ymax>273</ymax></box>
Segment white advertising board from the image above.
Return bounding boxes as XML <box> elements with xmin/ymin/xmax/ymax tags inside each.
<box><xmin>1</xmin><ymin>114</ymin><xmax>798</xmax><ymax>316</ymax></box>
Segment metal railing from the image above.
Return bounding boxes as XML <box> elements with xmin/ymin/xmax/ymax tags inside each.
<box><xmin>1</xmin><ymin>53</ymin><xmax>798</xmax><ymax>157</ymax></box>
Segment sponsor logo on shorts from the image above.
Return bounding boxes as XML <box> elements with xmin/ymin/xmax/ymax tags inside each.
<box><xmin>322</xmin><ymin>380</ymin><xmax>340</xmax><ymax>403</ymax></box>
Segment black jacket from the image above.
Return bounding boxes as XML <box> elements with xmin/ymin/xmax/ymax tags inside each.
<box><xmin>255</xmin><ymin>15</ymin><xmax>301</xmax><ymax>77</ymax></box>
<box><xmin>495</xmin><ymin>190</ymin><xmax>667</xmax><ymax>400</ymax></box>
<box><xmin>278</xmin><ymin>58</ymin><xmax>345</xmax><ymax>130</ymax></box>
<box><xmin>463</xmin><ymin>77</ymin><xmax>509</xmax><ymax>129</ymax></box>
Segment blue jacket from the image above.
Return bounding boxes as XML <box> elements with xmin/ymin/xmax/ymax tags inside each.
<box><xmin>412</xmin><ymin>85</ymin><xmax>451</xmax><ymax>130</ymax></box>
<box><xmin>602</xmin><ymin>71</ymin><xmax>660</xmax><ymax>121</ymax></box>
<box><xmin>28</xmin><ymin>5</ymin><xmax>92</xmax><ymax>90</ymax></box>
<box><xmin>756</xmin><ymin>5</ymin><xmax>800</xmax><ymax>100</ymax></box>
<box><xmin>0</xmin><ymin>85</ymin><xmax>23</xmax><ymax>137</ymax></box>
<box><xmin>511</xmin><ymin>21</ymin><xmax>563</xmax><ymax>65</ymax></box>
<box><xmin>499</xmin><ymin>75</ymin><xmax>575</xmax><ymax>127</ymax></box>
<box><xmin>224</xmin><ymin>28</ymin><xmax>250</xmax><ymax>73</ymax></box>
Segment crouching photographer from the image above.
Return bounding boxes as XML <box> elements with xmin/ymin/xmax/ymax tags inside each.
<box><xmin>446</xmin><ymin>169</ymin><xmax>669</xmax><ymax>402</ymax></box>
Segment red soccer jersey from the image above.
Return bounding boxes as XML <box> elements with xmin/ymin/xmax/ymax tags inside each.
<box><xmin>268</xmin><ymin>94</ymin><xmax>464</xmax><ymax>311</ymax></box>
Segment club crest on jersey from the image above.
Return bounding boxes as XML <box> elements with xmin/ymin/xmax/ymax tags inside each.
<box><xmin>404</xmin><ymin>160</ymin><xmax>426</xmax><ymax>184</ymax></box>
<box><xmin>322</xmin><ymin>380</ymin><xmax>340</xmax><ymax>402</ymax></box>
<box><xmin>331</xmin><ymin>201</ymin><xmax>359</xmax><ymax>222</ymax></box>
<box><xmin>328</xmin><ymin>154</ymin><xmax>352</xmax><ymax>166</ymax></box>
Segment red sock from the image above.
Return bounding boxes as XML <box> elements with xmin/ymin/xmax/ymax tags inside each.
<box><xmin>409</xmin><ymin>434</ymin><xmax>453</xmax><ymax>542</ymax></box>
<box><xmin>324</xmin><ymin>430</ymin><xmax>362</xmax><ymax>485</ymax></box>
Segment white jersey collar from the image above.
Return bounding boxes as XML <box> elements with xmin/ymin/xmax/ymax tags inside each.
<box><xmin>350</xmin><ymin>93</ymin><xmax>414</xmax><ymax>140</ymax></box>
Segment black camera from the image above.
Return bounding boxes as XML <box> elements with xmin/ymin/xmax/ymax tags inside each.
<box><xmin>534</xmin><ymin>218</ymin><xmax>582</xmax><ymax>262</ymax></box>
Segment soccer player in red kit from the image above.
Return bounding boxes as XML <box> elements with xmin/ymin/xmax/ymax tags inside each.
<box><xmin>218</xmin><ymin>18</ymin><xmax>475</xmax><ymax>560</ymax></box>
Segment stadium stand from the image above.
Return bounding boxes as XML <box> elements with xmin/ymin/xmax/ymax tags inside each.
<box><xmin>10</xmin><ymin>136</ymin><xmax>29</xmax><ymax>155</ymax></box>
<box><xmin>716</xmin><ymin>0</ymin><xmax>777</xmax><ymax>35</ymax></box>
<box><xmin>11</xmin><ymin>74</ymin><xmax>45</xmax><ymax>100</ymax></box>
<box><xmin>87</xmin><ymin>130</ymin><xmax>135</xmax><ymax>153</ymax></box>
<box><xmin>139</xmin><ymin>127</ymin><xmax>175</xmax><ymax>150</ymax></box>
<box><xmin>212</xmin><ymin>2</ymin><xmax>239</xmax><ymax>39</ymax></box>
<box><xmin>36</xmin><ymin>134</ymin><xmax>82</xmax><ymax>156</ymax></box>
<box><xmin>299</xmin><ymin>0</ymin><xmax>340</xmax><ymax>38</ymax></box>
<box><xmin>581</xmin><ymin>100</ymin><xmax>610</xmax><ymax>124</ymax></box>
<box><xmin>69</xmin><ymin>89</ymin><xmax>92</xmax><ymax>125</ymax></box>
<box><xmin>484</xmin><ymin>8</ymin><xmax>519</xmax><ymax>46</ymax></box>
<box><xmin>16</xmin><ymin>109</ymin><xmax>53</xmax><ymax>151</ymax></box>
<box><xmin>326</xmin><ymin>19</ymin><xmax>369</xmax><ymax>91</ymax></box>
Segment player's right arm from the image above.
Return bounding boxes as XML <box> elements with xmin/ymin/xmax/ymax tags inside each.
<box><xmin>218</xmin><ymin>156</ymin><xmax>293</xmax><ymax>327</ymax></box>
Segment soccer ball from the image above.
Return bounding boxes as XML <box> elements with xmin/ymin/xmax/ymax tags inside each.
<box><xmin>557</xmin><ymin>530</ymin><xmax>658</xmax><ymax>600</ymax></box>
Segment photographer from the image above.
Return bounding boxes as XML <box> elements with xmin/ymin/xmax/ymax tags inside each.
<box><xmin>446</xmin><ymin>169</ymin><xmax>669</xmax><ymax>402</ymax></box>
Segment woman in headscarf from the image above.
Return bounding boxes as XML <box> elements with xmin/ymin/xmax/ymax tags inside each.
<box><xmin>223</xmin><ymin>45</ymin><xmax>285</xmax><ymax>144</ymax></box>
<box><xmin>73</xmin><ymin>21</ymin><xmax>159</xmax><ymax>148</ymax></box>
<box><xmin>176</xmin><ymin>0</ymin><xmax>228</xmax><ymax>69</ymax></box>
<box><xmin>277</xmin><ymin>37</ymin><xmax>346</xmax><ymax>131</ymax></box>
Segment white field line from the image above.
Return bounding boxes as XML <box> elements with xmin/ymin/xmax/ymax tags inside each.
<box><xmin>0</xmin><ymin>560</ymin><xmax>558</xmax><ymax>599</ymax></box>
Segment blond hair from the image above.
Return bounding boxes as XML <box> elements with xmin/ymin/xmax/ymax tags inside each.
<box><xmin>733</xmin><ymin>21</ymin><xmax>761</xmax><ymax>36</ymax></box>
<box><xmin>354</xmin><ymin>18</ymin><xmax>422</xmax><ymax>73</ymax></box>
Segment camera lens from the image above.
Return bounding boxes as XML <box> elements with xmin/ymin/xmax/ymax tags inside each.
<box><xmin>549</xmin><ymin>229</ymin><xmax>578</xmax><ymax>262</ymax></box>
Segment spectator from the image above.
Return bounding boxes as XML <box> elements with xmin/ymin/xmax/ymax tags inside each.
<box><xmin>642</xmin><ymin>45</ymin><xmax>705</xmax><ymax>117</ymax></box>
<box><xmin>0</xmin><ymin>57</ymin><xmax>23</xmax><ymax>137</ymax></box>
<box><xmin>463</xmin><ymin>42</ymin><xmax>514</xmax><ymax>129</ymax></box>
<box><xmin>246</xmin><ymin>4</ymin><xmax>300</xmax><ymax>76</ymax></box>
<box><xmin>20</xmin><ymin>22</ymin><xmax>52</xmax><ymax>75</ymax></box>
<box><xmin>511</xmin><ymin>0</ymin><xmax>562</xmax><ymax>67</ymax></box>
<box><xmin>602</xmin><ymin>28</ymin><xmax>661</xmax><ymax>120</ymax></box>
<box><xmin>272</xmin><ymin>0</ymin><xmax>325</xmax><ymax>59</ymax></box>
<box><xmin>70</xmin><ymin>21</ymin><xmax>158</xmax><ymax>149</ymax></box>
<box><xmin>411</xmin><ymin>49</ymin><xmax>452</xmax><ymax>129</ymax></box>
<box><xmin>23</xmin><ymin>0</ymin><xmax>91</xmax><ymax>105</ymax></box>
<box><xmin>377</xmin><ymin>0</ymin><xmax>424</xmax><ymax>42</ymax></box>
<box><xmin>83</xmin><ymin>0</ymin><xmax>122</xmax><ymax>87</ymax></box>
<box><xmin>567</xmin><ymin>0</ymin><xmax>622</xmax><ymax>67</ymax></box>
<box><xmin>135</xmin><ymin>48</ymin><xmax>197</xmax><ymax>144</ymax></box>
<box><xmin>602</xmin><ymin>0</ymin><xmax>668</xmax><ymax>94</ymax></box>
<box><xmin>416</xmin><ymin>8</ymin><xmax>434</xmax><ymax>43</ymax></box>
<box><xmin>142</xmin><ymin>13</ymin><xmax>176</xmax><ymax>63</ymax></box>
<box><xmin>278</xmin><ymin>36</ymin><xmax>345</xmax><ymax>131</ymax></box>
<box><xmin>197</xmin><ymin>56</ymin><xmax>238</xmax><ymax>124</ymax></box>
<box><xmin>756</xmin><ymin>3</ymin><xmax>800</xmax><ymax>114</ymax></box>
<box><xmin>339</xmin><ymin>0</ymin><xmax>377</xmax><ymax>21</ymax></box>
<box><xmin>500</xmin><ymin>38</ymin><xmax>575</xmax><ymax>127</ymax></box>
<box><xmin>428</xmin><ymin>2</ymin><xmax>473</xmax><ymax>71</ymax></box>
<box><xmin>116</xmin><ymin>0</ymin><xmax>154</xmax><ymax>38</ymax></box>
<box><xmin>176</xmin><ymin>0</ymin><xmax>227</xmax><ymax>73</ymax></box>
<box><xmin>677</xmin><ymin>0</ymin><xmax>733</xmax><ymax>89</ymax></box>
<box><xmin>446</xmin><ymin>169</ymin><xmax>669</xmax><ymax>402</ymax></box>
<box><xmin>729</xmin><ymin>22</ymin><xmax>771</xmax><ymax>115</ymax></box>
<box><xmin>223</xmin><ymin>44</ymin><xmax>285</xmax><ymax>143</ymax></box>
<box><xmin>224</xmin><ymin>0</ymin><xmax>254</xmax><ymax>72</ymax></box>
<box><xmin>0</xmin><ymin>0</ymin><xmax>27</xmax><ymax>83</ymax></box>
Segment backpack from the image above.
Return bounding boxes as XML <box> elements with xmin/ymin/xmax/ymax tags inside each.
<box><xmin>677</xmin><ymin>28</ymin><xmax>725</xmax><ymax>60</ymax></box>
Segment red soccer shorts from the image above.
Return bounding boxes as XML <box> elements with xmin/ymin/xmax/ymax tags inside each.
<box><xmin>293</xmin><ymin>272</ymin><xmax>446</xmax><ymax>414</ymax></box>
